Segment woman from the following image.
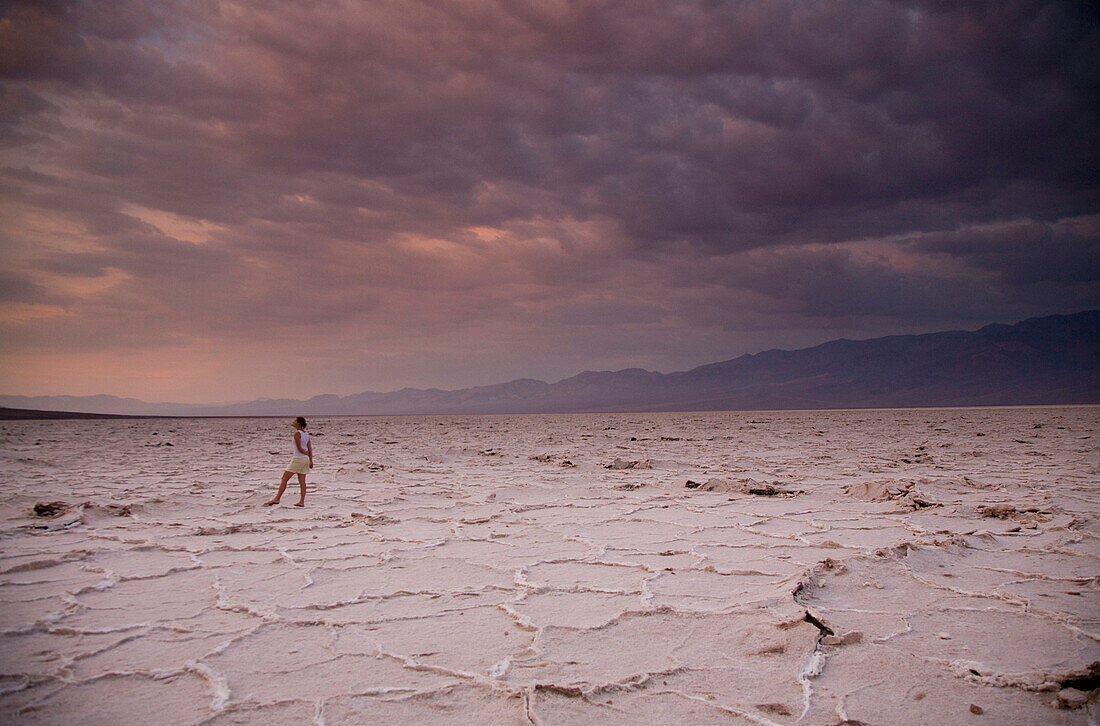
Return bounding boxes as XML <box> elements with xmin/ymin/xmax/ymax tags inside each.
<box><xmin>265</xmin><ymin>416</ymin><xmax>313</xmax><ymax>507</ymax></box>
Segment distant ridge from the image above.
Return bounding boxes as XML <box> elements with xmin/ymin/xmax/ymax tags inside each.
<box><xmin>4</xmin><ymin>311</ymin><xmax>1098</xmax><ymax>416</ymax></box>
<box><xmin>0</xmin><ymin>406</ymin><xmax>137</xmax><ymax>420</ymax></box>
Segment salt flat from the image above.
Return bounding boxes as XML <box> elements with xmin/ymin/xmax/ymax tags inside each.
<box><xmin>0</xmin><ymin>407</ymin><xmax>1097</xmax><ymax>725</ymax></box>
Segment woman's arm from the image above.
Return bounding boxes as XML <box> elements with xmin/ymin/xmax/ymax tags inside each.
<box><xmin>307</xmin><ymin>438</ymin><xmax>314</xmax><ymax>468</ymax></box>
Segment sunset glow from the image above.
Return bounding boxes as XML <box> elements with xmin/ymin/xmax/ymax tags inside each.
<box><xmin>1</xmin><ymin>1</ymin><xmax>1097</xmax><ymax>403</ymax></box>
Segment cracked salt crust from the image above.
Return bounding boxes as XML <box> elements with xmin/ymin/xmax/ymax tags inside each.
<box><xmin>0</xmin><ymin>407</ymin><xmax>1097</xmax><ymax>724</ymax></box>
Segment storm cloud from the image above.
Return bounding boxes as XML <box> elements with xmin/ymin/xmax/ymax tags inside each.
<box><xmin>1</xmin><ymin>0</ymin><xmax>1097</xmax><ymax>401</ymax></box>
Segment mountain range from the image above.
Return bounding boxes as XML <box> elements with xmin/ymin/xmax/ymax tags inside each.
<box><xmin>4</xmin><ymin>310</ymin><xmax>1097</xmax><ymax>416</ymax></box>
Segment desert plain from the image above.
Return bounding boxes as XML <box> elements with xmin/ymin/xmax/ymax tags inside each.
<box><xmin>0</xmin><ymin>406</ymin><xmax>1097</xmax><ymax>724</ymax></box>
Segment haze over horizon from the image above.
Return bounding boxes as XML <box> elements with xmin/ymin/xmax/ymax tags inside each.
<box><xmin>2</xmin><ymin>1</ymin><xmax>1098</xmax><ymax>404</ymax></box>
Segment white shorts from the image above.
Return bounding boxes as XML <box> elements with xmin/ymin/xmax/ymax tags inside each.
<box><xmin>285</xmin><ymin>457</ymin><xmax>310</xmax><ymax>475</ymax></box>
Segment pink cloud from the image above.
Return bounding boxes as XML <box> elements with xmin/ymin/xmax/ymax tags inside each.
<box><xmin>1</xmin><ymin>0</ymin><xmax>1096</xmax><ymax>400</ymax></box>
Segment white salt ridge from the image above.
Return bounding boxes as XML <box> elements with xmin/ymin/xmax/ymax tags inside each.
<box><xmin>0</xmin><ymin>407</ymin><xmax>1097</xmax><ymax>724</ymax></box>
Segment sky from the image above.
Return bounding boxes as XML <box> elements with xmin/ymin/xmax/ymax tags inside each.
<box><xmin>1</xmin><ymin>0</ymin><xmax>1098</xmax><ymax>404</ymax></box>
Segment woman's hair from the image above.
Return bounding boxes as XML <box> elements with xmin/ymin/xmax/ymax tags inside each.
<box><xmin>295</xmin><ymin>416</ymin><xmax>307</xmax><ymax>428</ymax></box>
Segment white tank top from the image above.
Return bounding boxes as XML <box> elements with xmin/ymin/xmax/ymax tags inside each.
<box><xmin>292</xmin><ymin>429</ymin><xmax>310</xmax><ymax>457</ymax></box>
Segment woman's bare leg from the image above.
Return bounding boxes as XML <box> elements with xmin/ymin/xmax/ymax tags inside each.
<box><xmin>266</xmin><ymin>471</ymin><xmax>293</xmax><ymax>505</ymax></box>
<box><xmin>295</xmin><ymin>474</ymin><xmax>306</xmax><ymax>506</ymax></box>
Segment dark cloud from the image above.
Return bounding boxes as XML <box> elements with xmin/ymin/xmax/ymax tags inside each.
<box><xmin>0</xmin><ymin>270</ymin><xmax>52</xmax><ymax>303</ymax></box>
<box><xmin>0</xmin><ymin>0</ymin><xmax>1097</xmax><ymax>400</ymax></box>
<box><xmin>913</xmin><ymin>217</ymin><xmax>1100</xmax><ymax>285</ymax></box>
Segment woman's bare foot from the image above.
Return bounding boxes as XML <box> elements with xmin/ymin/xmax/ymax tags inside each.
<box><xmin>294</xmin><ymin>501</ymin><xmax>305</xmax><ymax>507</ymax></box>
<box><xmin>264</xmin><ymin>500</ymin><xmax>279</xmax><ymax>506</ymax></box>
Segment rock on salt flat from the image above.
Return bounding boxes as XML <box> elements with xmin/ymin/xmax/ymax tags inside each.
<box><xmin>0</xmin><ymin>407</ymin><xmax>1097</xmax><ymax>724</ymax></box>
